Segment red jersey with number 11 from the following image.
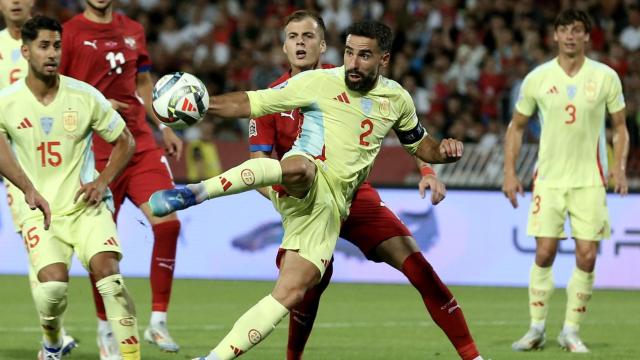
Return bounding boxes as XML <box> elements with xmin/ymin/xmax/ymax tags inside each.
<box><xmin>60</xmin><ymin>13</ymin><xmax>157</xmax><ymax>160</ymax></box>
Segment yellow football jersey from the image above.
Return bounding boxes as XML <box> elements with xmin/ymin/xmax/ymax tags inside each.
<box><xmin>0</xmin><ymin>29</ymin><xmax>28</xmax><ymax>89</ymax></box>
<box><xmin>0</xmin><ymin>28</ymin><xmax>29</xmax><ymax>230</ymax></box>
<box><xmin>0</xmin><ymin>75</ymin><xmax>126</xmax><ymax>223</ymax></box>
<box><xmin>247</xmin><ymin>65</ymin><xmax>424</xmax><ymax>203</ymax></box>
<box><xmin>516</xmin><ymin>57</ymin><xmax>625</xmax><ymax>188</ymax></box>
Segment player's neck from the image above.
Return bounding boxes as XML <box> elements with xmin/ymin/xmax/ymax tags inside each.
<box><xmin>5</xmin><ymin>21</ymin><xmax>24</xmax><ymax>40</ymax></box>
<box><xmin>290</xmin><ymin>62</ymin><xmax>323</xmax><ymax>76</ymax></box>
<box><xmin>557</xmin><ymin>53</ymin><xmax>586</xmax><ymax>77</ymax></box>
<box><xmin>84</xmin><ymin>6</ymin><xmax>113</xmax><ymax>24</ymax></box>
<box><xmin>25</xmin><ymin>73</ymin><xmax>59</xmax><ymax>106</ymax></box>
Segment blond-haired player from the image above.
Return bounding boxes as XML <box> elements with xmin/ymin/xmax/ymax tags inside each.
<box><xmin>503</xmin><ymin>9</ymin><xmax>629</xmax><ymax>353</ymax></box>
<box><xmin>0</xmin><ymin>16</ymin><xmax>140</xmax><ymax>360</ymax></box>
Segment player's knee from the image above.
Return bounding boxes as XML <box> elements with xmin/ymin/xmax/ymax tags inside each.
<box><xmin>576</xmin><ymin>250</ymin><xmax>597</xmax><ymax>271</ymax></box>
<box><xmin>273</xmin><ymin>284</ymin><xmax>308</xmax><ymax>309</ymax></box>
<box><xmin>33</xmin><ymin>281</ymin><xmax>68</xmax><ymax>316</ymax></box>
<box><xmin>281</xmin><ymin>158</ymin><xmax>315</xmax><ymax>187</ymax></box>
<box><xmin>535</xmin><ymin>247</ymin><xmax>556</xmax><ymax>266</ymax></box>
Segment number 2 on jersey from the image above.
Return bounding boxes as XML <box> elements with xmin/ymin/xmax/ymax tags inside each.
<box><xmin>359</xmin><ymin>119</ymin><xmax>374</xmax><ymax>146</ymax></box>
<box><xmin>564</xmin><ymin>104</ymin><xmax>576</xmax><ymax>124</ymax></box>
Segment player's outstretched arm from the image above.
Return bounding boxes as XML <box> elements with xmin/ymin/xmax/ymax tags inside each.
<box><xmin>415</xmin><ymin>158</ymin><xmax>446</xmax><ymax>205</ymax></box>
<box><xmin>414</xmin><ymin>135</ymin><xmax>463</xmax><ymax>164</ymax></box>
<box><xmin>208</xmin><ymin>92</ymin><xmax>252</xmax><ymax>119</ymax></box>
<box><xmin>75</xmin><ymin>127</ymin><xmax>135</xmax><ymax>207</ymax></box>
<box><xmin>610</xmin><ymin>109</ymin><xmax>629</xmax><ymax>195</ymax></box>
<box><xmin>0</xmin><ymin>133</ymin><xmax>51</xmax><ymax>229</ymax></box>
<box><xmin>502</xmin><ymin>111</ymin><xmax>528</xmax><ymax>208</ymax></box>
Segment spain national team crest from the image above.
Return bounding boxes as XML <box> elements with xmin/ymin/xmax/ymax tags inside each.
<box><xmin>63</xmin><ymin>111</ymin><xmax>78</xmax><ymax>132</ymax></box>
<box><xmin>40</xmin><ymin>117</ymin><xmax>53</xmax><ymax>135</ymax></box>
<box><xmin>585</xmin><ymin>80</ymin><xmax>597</xmax><ymax>102</ymax></box>
<box><xmin>379</xmin><ymin>97</ymin><xmax>390</xmax><ymax>118</ymax></box>
<box><xmin>123</xmin><ymin>36</ymin><xmax>137</xmax><ymax>50</ymax></box>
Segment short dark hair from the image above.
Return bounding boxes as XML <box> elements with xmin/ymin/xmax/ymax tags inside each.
<box><xmin>284</xmin><ymin>10</ymin><xmax>326</xmax><ymax>37</ymax></box>
<box><xmin>21</xmin><ymin>15</ymin><xmax>62</xmax><ymax>43</ymax></box>
<box><xmin>346</xmin><ymin>21</ymin><xmax>393</xmax><ymax>52</ymax></box>
<box><xmin>554</xmin><ymin>9</ymin><xmax>592</xmax><ymax>33</ymax></box>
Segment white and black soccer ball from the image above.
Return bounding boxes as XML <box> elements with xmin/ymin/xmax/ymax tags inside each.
<box><xmin>152</xmin><ymin>72</ymin><xmax>209</xmax><ymax>130</ymax></box>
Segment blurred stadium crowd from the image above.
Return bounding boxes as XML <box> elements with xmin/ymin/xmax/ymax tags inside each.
<box><xmin>17</xmin><ymin>0</ymin><xmax>640</xmax><ymax>183</ymax></box>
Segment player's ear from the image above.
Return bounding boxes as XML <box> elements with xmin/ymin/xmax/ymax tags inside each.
<box><xmin>553</xmin><ymin>30</ymin><xmax>558</xmax><ymax>42</ymax></box>
<box><xmin>379</xmin><ymin>51</ymin><xmax>390</xmax><ymax>68</ymax></box>
<box><xmin>319</xmin><ymin>39</ymin><xmax>327</xmax><ymax>54</ymax></box>
<box><xmin>282</xmin><ymin>42</ymin><xmax>287</xmax><ymax>55</ymax></box>
<box><xmin>21</xmin><ymin>44</ymin><xmax>30</xmax><ymax>61</ymax></box>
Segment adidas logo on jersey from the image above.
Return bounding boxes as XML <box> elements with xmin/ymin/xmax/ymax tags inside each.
<box><xmin>333</xmin><ymin>92</ymin><xmax>350</xmax><ymax>103</ymax></box>
<box><xmin>103</xmin><ymin>237</ymin><xmax>119</xmax><ymax>246</ymax></box>
<box><xmin>546</xmin><ymin>86</ymin><xmax>559</xmax><ymax>94</ymax></box>
<box><xmin>17</xmin><ymin>117</ymin><xmax>33</xmax><ymax>129</ymax></box>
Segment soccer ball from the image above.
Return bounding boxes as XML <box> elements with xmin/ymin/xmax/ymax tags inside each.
<box><xmin>152</xmin><ymin>72</ymin><xmax>209</xmax><ymax>130</ymax></box>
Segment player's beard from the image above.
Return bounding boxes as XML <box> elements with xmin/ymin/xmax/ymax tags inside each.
<box><xmin>31</xmin><ymin>63</ymin><xmax>58</xmax><ymax>85</ymax></box>
<box><xmin>344</xmin><ymin>69</ymin><xmax>377</xmax><ymax>92</ymax></box>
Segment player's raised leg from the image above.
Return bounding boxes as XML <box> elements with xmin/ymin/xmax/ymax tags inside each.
<box><xmin>512</xmin><ymin>237</ymin><xmax>558</xmax><ymax>351</ymax></box>
<box><xmin>149</xmin><ymin>155</ymin><xmax>316</xmax><ymax>216</ymax></box>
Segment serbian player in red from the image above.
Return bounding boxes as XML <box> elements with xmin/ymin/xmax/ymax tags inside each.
<box><xmin>248</xmin><ymin>10</ymin><xmax>481</xmax><ymax>360</ymax></box>
<box><xmin>59</xmin><ymin>0</ymin><xmax>183</xmax><ymax>357</ymax></box>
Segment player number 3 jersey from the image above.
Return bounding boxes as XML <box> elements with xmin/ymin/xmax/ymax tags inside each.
<box><xmin>0</xmin><ymin>76</ymin><xmax>126</xmax><ymax>223</ymax></box>
<box><xmin>516</xmin><ymin>57</ymin><xmax>625</xmax><ymax>188</ymax></box>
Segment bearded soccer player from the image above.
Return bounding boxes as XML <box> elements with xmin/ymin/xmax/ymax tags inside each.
<box><xmin>0</xmin><ymin>15</ymin><xmax>140</xmax><ymax>360</ymax></box>
<box><xmin>150</xmin><ymin>20</ymin><xmax>485</xmax><ymax>360</ymax></box>
<box><xmin>0</xmin><ymin>0</ymin><xmax>79</xmax><ymax>355</ymax></box>
<box><xmin>503</xmin><ymin>9</ymin><xmax>628</xmax><ymax>353</ymax></box>
<box><xmin>59</xmin><ymin>0</ymin><xmax>183</xmax><ymax>356</ymax></box>
<box><xmin>247</xmin><ymin>10</ymin><xmax>479</xmax><ymax>360</ymax></box>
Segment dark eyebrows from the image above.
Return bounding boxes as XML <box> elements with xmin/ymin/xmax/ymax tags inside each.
<box><xmin>345</xmin><ymin>45</ymin><xmax>373</xmax><ymax>55</ymax></box>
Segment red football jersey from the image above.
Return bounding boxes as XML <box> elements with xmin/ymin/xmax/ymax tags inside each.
<box><xmin>60</xmin><ymin>13</ymin><xmax>157</xmax><ymax>160</ymax></box>
<box><xmin>248</xmin><ymin>64</ymin><xmax>335</xmax><ymax>159</ymax></box>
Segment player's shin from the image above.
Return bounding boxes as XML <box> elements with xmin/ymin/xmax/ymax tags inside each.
<box><xmin>197</xmin><ymin>158</ymin><xmax>282</xmax><ymax>200</ymax></box>
<box><xmin>209</xmin><ymin>295</ymin><xmax>288</xmax><ymax>359</ymax></box>
<box><xmin>563</xmin><ymin>268</ymin><xmax>594</xmax><ymax>332</ymax></box>
<box><xmin>401</xmin><ymin>252</ymin><xmax>479</xmax><ymax>360</ymax></box>
<box><xmin>33</xmin><ymin>281</ymin><xmax>68</xmax><ymax>348</ymax></box>
<box><xmin>149</xmin><ymin>158</ymin><xmax>282</xmax><ymax>217</ymax></box>
<box><xmin>96</xmin><ymin>274</ymin><xmax>141</xmax><ymax>360</ymax></box>
<box><xmin>529</xmin><ymin>263</ymin><xmax>555</xmax><ymax>329</ymax></box>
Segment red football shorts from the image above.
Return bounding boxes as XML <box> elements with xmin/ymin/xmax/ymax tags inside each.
<box><xmin>339</xmin><ymin>182</ymin><xmax>412</xmax><ymax>261</ymax></box>
<box><xmin>96</xmin><ymin>148</ymin><xmax>174</xmax><ymax>216</ymax></box>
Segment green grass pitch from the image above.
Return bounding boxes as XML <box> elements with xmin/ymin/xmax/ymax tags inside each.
<box><xmin>0</xmin><ymin>275</ymin><xmax>638</xmax><ymax>359</ymax></box>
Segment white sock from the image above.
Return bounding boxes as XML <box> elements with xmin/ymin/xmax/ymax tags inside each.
<box><xmin>97</xmin><ymin>319</ymin><xmax>111</xmax><ymax>334</ymax></box>
<box><xmin>530</xmin><ymin>320</ymin><xmax>545</xmax><ymax>332</ymax></box>
<box><xmin>150</xmin><ymin>311</ymin><xmax>167</xmax><ymax>325</ymax></box>
<box><xmin>472</xmin><ymin>356</ymin><xmax>484</xmax><ymax>360</ymax></box>
<box><xmin>562</xmin><ymin>323</ymin><xmax>579</xmax><ymax>334</ymax></box>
